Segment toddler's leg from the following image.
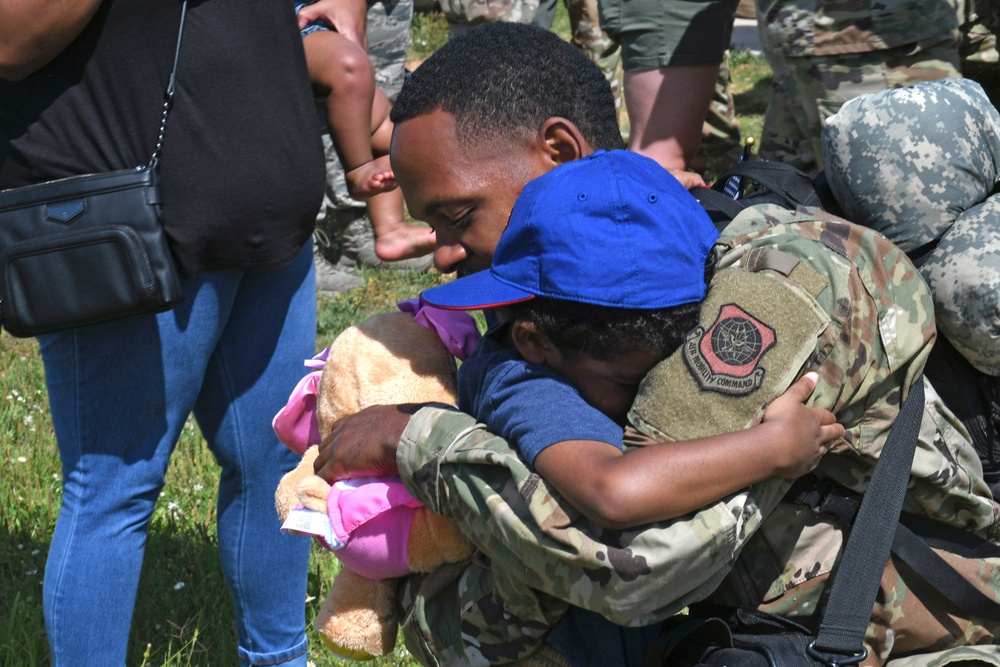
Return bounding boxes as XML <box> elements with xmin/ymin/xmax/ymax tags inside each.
<box><xmin>303</xmin><ymin>30</ymin><xmax>377</xmax><ymax>177</ymax></box>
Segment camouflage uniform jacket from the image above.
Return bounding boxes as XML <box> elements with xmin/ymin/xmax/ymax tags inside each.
<box><xmin>395</xmin><ymin>204</ymin><xmax>1000</xmax><ymax>666</ymax></box>
<box><xmin>756</xmin><ymin>0</ymin><xmax>961</xmax><ymax>57</ymax></box>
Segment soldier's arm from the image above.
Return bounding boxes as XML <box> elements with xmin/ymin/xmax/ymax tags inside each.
<box><xmin>397</xmin><ymin>405</ymin><xmax>788</xmax><ymax>627</ymax></box>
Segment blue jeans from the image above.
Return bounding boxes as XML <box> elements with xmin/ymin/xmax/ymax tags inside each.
<box><xmin>38</xmin><ymin>243</ymin><xmax>316</xmax><ymax>667</ymax></box>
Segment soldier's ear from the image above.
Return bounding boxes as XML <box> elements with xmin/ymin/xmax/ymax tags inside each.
<box><xmin>511</xmin><ymin>320</ymin><xmax>556</xmax><ymax>365</ymax></box>
<box><xmin>534</xmin><ymin>117</ymin><xmax>591</xmax><ymax>168</ymax></box>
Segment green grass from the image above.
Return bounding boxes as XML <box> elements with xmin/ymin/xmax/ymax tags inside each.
<box><xmin>0</xmin><ymin>20</ymin><xmax>772</xmax><ymax>667</ymax></box>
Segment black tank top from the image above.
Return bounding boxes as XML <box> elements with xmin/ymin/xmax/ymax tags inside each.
<box><xmin>0</xmin><ymin>0</ymin><xmax>326</xmax><ymax>277</ymax></box>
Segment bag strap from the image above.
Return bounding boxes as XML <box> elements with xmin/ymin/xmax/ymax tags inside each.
<box><xmin>147</xmin><ymin>0</ymin><xmax>189</xmax><ymax>171</ymax></box>
<box><xmin>808</xmin><ymin>378</ymin><xmax>925</xmax><ymax>664</ymax></box>
<box><xmin>712</xmin><ymin>160</ymin><xmax>823</xmax><ymax>208</ymax></box>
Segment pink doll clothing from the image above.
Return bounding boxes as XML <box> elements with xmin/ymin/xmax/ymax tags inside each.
<box><xmin>272</xmin><ymin>348</ymin><xmax>328</xmax><ymax>454</ymax></box>
<box><xmin>327</xmin><ymin>477</ymin><xmax>422</xmax><ymax>580</ymax></box>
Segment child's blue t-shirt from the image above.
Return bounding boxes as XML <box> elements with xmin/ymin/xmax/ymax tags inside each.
<box><xmin>456</xmin><ymin>321</ymin><xmax>660</xmax><ymax>667</ymax></box>
<box><xmin>457</xmin><ymin>324</ymin><xmax>624</xmax><ymax>467</ymax></box>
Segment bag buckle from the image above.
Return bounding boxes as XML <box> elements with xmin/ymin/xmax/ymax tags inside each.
<box><xmin>807</xmin><ymin>640</ymin><xmax>868</xmax><ymax>666</ymax></box>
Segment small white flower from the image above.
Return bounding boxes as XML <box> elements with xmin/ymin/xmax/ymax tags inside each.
<box><xmin>173</xmin><ymin>581</ymin><xmax>185</xmax><ymax>590</ymax></box>
<box><xmin>17</xmin><ymin>456</ymin><xmax>26</xmax><ymax>463</ymax></box>
<box><xmin>193</xmin><ymin>483</ymin><xmax>203</xmax><ymax>492</ymax></box>
<box><xmin>167</xmin><ymin>501</ymin><xmax>180</xmax><ymax>512</ymax></box>
<box><xmin>25</xmin><ymin>569</ymin><xmax>38</xmax><ymax>576</ymax></box>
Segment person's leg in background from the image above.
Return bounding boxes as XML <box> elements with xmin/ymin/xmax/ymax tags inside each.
<box><xmin>961</xmin><ymin>0</ymin><xmax>1000</xmax><ymax>109</ymax></box>
<box><xmin>567</xmin><ymin>0</ymin><xmax>622</xmax><ymax>109</ymax></box>
<box><xmin>601</xmin><ymin>0</ymin><xmax>739</xmax><ymax>185</ymax></box>
<box><xmin>759</xmin><ymin>33</ymin><xmax>963</xmax><ymax>174</ymax></box>
<box><xmin>194</xmin><ymin>242</ymin><xmax>316</xmax><ymax>667</ymax></box>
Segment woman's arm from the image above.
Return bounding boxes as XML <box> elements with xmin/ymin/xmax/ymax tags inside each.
<box><xmin>534</xmin><ymin>373</ymin><xmax>843</xmax><ymax>529</ymax></box>
<box><xmin>0</xmin><ymin>0</ymin><xmax>104</xmax><ymax>81</ymax></box>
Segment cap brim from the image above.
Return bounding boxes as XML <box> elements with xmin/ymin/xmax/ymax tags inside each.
<box><xmin>420</xmin><ymin>269</ymin><xmax>536</xmax><ymax>311</ymax></box>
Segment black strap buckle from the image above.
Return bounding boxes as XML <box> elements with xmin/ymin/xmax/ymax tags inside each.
<box><xmin>786</xmin><ymin>474</ymin><xmax>862</xmax><ymax>526</ymax></box>
<box><xmin>807</xmin><ymin>641</ymin><xmax>868</xmax><ymax>666</ymax></box>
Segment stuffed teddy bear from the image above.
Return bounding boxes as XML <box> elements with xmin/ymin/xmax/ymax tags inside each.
<box><xmin>273</xmin><ymin>300</ymin><xmax>479</xmax><ymax>660</ymax></box>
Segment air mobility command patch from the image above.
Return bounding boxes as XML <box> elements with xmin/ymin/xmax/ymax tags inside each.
<box><xmin>683</xmin><ymin>304</ymin><xmax>776</xmax><ymax>395</ymax></box>
<box><xmin>629</xmin><ymin>267</ymin><xmax>831</xmax><ymax>443</ymax></box>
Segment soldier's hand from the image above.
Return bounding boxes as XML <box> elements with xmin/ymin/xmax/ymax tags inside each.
<box><xmin>312</xmin><ymin>403</ymin><xmax>424</xmax><ymax>483</ymax></box>
<box><xmin>763</xmin><ymin>372</ymin><xmax>844</xmax><ymax>478</ymax></box>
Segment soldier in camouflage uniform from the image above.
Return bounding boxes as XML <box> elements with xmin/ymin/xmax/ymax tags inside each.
<box><xmin>754</xmin><ymin>0</ymin><xmax>964</xmax><ymax>174</ymax></box>
<box><xmin>392</xmin><ymin>205</ymin><xmax>1000</xmax><ymax>667</ymax></box>
<box><xmin>315</xmin><ymin>22</ymin><xmax>1000</xmax><ymax>666</ymax></box>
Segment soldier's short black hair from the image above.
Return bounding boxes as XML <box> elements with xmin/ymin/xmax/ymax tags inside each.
<box><xmin>391</xmin><ymin>22</ymin><xmax>624</xmax><ymax>151</ymax></box>
<box><xmin>506</xmin><ymin>256</ymin><xmax>717</xmax><ymax>362</ymax></box>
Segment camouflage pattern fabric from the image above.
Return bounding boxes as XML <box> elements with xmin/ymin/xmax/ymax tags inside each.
<box><xmin>564</xmin><ymin>0</ymin><xmax>621</xmax><ymax>107</ymax></box>
<box><xmin>822</xmin><ymin>78</ymin><xmax>1000</xmax><ymax>375</ymax></box>
<box><xmin>755</xmin><ymin>0</ymin><xmax>961</xmax><ymax>57</ymax></box>
<box><xmin>753</xmin><ymin>0</ymin><xmax>962</xmax><ymax>173</ymax></box>
<box><xmin>444</xmin><ymin>0</ymin><xmax>622</xmax><ymax>105</ymax></box>
<box><xmin>962</xmin><ymin>0</ymin><xmax>1000</xmax><ymax>109</ymax></box>
<box><xmin>439</xmin><ymin>0</ymin><xmax>539</xmax><ymax>31</ymax></box>
<box><xmin>394</xmin><ymin>205</ymin><xmax>1000</xmax><ymax>665</ymax></box>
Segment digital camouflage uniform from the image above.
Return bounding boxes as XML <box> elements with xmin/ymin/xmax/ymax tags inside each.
<box><xmin>754</xmin><ymin>0</ymin><xmax>963</xmax><ymax>174</ymax></box>
<box><xmin>393</xmin><ymin>205</ymin><xmax>1000</xmax><ymax>666</ymax></box>
<box><xmin>961</xmin><ymin>0</ymin><xmax>1000</xmax><ymax>109</ymax></box>
<box><xmin>822</xmin><ymin>77</ymin><xmax>1000</xmax><ymax>376</ymax></box>
<box><xmin>442</xmin><ymin>0</ymin><xmax>621</xmax><ymax>106</ymax></box>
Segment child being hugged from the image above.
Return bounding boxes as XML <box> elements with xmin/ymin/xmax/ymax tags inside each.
<box><xmin>420</xmin><ymin>149</ymin><xmax>844</xmax><ymax>529</ymax></box>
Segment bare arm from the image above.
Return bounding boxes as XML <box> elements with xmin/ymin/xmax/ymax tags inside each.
<box><xmin>534</xmin><ymin>373</ymin><xmax>844</xmax><ymax>530</ymax></box>
<box><xmin>0</xmin><ymin>0</ymin><xmax>104</xmax><ymax>81</ymax></box>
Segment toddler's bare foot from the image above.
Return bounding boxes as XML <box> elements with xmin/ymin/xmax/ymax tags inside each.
<box><xmin>347</xmin><ymin>156</ymin><xmax>397</xmax><ymax>199</ymax></box>
<box><xmin>371</xmin><ymin>217</ymin><xmax>436</xmax><ymax>262</ymax></box>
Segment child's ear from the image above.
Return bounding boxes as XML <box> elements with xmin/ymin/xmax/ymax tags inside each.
<box><xmin>511</xmin><ymin>320</ymin><xmax>555</xmax><ymax>365</ymax></box>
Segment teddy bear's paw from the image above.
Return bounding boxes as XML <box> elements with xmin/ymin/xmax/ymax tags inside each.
<box><xmin>315</xmin><ymin>569</ymin><xmax>399</xmax><ymax>659</ymax></box>
<box><xmin>318</xmin><ymin>636</ymin><xmax>378</xmax><ymax>662</ymax></box>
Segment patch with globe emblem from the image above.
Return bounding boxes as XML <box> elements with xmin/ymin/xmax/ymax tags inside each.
<box><xmin>683</xmin><ymin>303</ymin><xmax>776</xmax><ymax>395</ymax></box>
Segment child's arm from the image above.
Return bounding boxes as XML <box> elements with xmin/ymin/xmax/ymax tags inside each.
<box><xmin>533</xmin><ymin>372</ymin><xmax>844</xmax><ymax>530</ymax></box>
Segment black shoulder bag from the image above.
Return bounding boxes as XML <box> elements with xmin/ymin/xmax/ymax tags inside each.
<box><xmin>0</xmin><ymin>2</ymin><xmax>189</xmax><ymax>337</ymax></box>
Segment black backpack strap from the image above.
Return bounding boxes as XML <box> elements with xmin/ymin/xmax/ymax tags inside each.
<box><xmin>691</xmin><ymin>186</ymin><xmax>747</xmax><ymax>231</ymax></box>
<box><xmin>809</xmin><ymin>378</ymin><xmax>925</xmax><ymax>663</ymax></box>
<box><xmin>891</xmin><ymin>521</ymin><xmax>1000</xmax><ymax>620</ymax></box>
<box><xmin>713</xmin><ymin>160</ymin><xmax>823</xmax><ymax>208</ymax></box>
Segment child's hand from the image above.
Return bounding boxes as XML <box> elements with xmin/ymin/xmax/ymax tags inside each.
<box><xmin>762</xmin><ymin>372</ymin><xmax>844</xmax><ymax>478</ymax></box>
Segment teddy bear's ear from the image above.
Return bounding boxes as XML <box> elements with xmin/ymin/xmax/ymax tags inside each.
<box><xmin>316</xmin><ymin>311</ymin><xmax>460</xmax><ymax>438</ymax></box>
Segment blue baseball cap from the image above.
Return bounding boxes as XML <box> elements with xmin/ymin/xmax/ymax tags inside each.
<box><xmin>420</xmin><ymin>149</ymin><xmax>720</xmax><ymax>311</ymax></box>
